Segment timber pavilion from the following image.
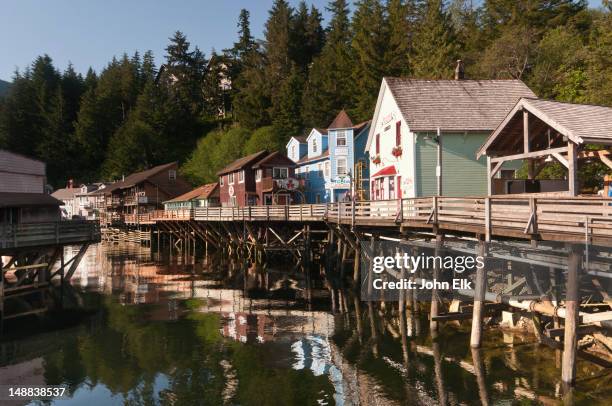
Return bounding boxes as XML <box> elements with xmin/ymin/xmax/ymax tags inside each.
<box><xmin>478</xmin><ymin>98</ymin><xmax>612</xmax><ymax>196</ymax></box>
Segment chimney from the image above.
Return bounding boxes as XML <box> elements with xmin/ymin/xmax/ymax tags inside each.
<box><xmin>67</xmin><ymin>179</ymin><xmax>74</xmax><ymax>188</ymax></box>
<box><xmin>454</xmin><ymin>60</ymin><xmax>465</xmax><ymax>80</ymax></box>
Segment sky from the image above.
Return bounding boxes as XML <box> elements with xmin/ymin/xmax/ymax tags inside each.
<box><xmin>0</xmin><ymin>0</ymin><xmax>605</xmax><ymax>82</ymax></box>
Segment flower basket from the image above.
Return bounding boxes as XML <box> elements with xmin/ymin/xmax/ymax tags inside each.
<box><xmin>371</xmin><ymin>155</ymin><xmax>381</xmax><ymax>165</ymax></box>
<box><xmin>391</xmin><ymin>146</ymin><xmax>403</xmax><ymax>157</ymax></box>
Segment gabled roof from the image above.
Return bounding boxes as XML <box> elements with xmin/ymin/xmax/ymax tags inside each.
<box><xmin>297</xmin><ymin>149</ymin><xmax>330</xmax><ymax>164</ymax></box>
<box><xmin>0</xmin><ymin>192</ymin><xmax>62</xmax><ymax>208</ymax></box>
<box><xmin>383</xmin><ymin>77</ymin><xmax>535</xmax><ymax>132</ymax></box>
<box><xmin>217</xmin><ymin>150</ymin><xmax>269</xmax><ymax>176</ymax></box>
<box><xmin>477</xmin><ymin>98</ymin><xmax>612</xmax><ymax>158</ymax></box>
<box><xmin>164</xmin><ymin>183</ymin><xmax>219</xmax><ymax>203</ymax></box>
<box><xmin>51</xmin><ymin>188</ymin><xmax>80</xmax><ymax>200</ymax></box>
<box><xmin>252</xmin><ymin>151</ymin><xmax>296</xmax><ymax>169</ymax></box>
<box><xmin>286</xmin><ymin>135</ymin><xmax>308</xmax><ymax>149</ymax></box>
<box><xmin>97</xmin><ymin>162</ymin><xmax>178</xmax><ymax>194</ymax></box>
<box><xmin>306</xmin><ymin>128</ymin><xmax>328</xmax><ymax>142</ymax></box>
<box><xmin>328</xmin><ymin>110</ymin><xmax>354</xmax><ymax>129</ymax></box>
<box><xmin>353</xmin><ymin>121</ymin><xmax>371</xmax><ymax>139</ymax></box>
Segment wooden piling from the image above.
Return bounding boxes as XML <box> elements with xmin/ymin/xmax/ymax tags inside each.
<box><xmin>470</xmin><ymin>239</ymin><xmax>488</xmax><ymax>348</ymax></box>
<box><xmin>430</xmin><ymin>234</ymin><xmax>443</xmax><ymax>334</ymax></box>
<box><xmin>562</xmin><ymin>244</ymin><xmax>581</xmax><ymax>385</ymax></box>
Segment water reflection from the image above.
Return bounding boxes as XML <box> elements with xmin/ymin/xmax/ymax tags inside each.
<box><xmin>0</xmin><ymin>243</ymin><xmax>610</xmax><ymax>405</ymax></box>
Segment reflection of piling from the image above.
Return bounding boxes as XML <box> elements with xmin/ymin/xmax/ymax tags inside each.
<box><xmin>471</xmin><ymin>347</ymin><xmax>490</xmax><ymax>406</ymax></box>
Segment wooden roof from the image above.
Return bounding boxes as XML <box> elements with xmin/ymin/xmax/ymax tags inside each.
<box><xmin>217</xmin><ymin>150</ymin><xmax>269</xmax><ymax>176</ymax></box>
<box><xmin>328</xmin><ymin>110</ymin><xmax>354</xmax><ymax>129</ymax></box>
<box><xmin>164</xmin><ymin>183</ymin><xmax>219</xmax><ymax>203</ymax></box>
<box><xmin>383</xmin><ymin>77</ymin><xmax>535</xmax><ymax>132</ymax></box>
<box><xmin>251</xmin><ymin>151</ymin><xmax>296</xmax><ymax>169</ymax></box>
<box><xmin>0</xmin><ymin>192</ymin><xmax>62</xmax><ymax>208</ymax></box>
<box><xmin>97</xmin><ymin>162</ymin><xmax>178</xmax><ymax>194</ymax></box>
<box><xmin>478</xmin><ymin>98</ymin><xmax>612</xmax><ymax>158</ymax></box>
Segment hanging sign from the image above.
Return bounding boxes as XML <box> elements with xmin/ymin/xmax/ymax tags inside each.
<box><xmin>228</xmin><ymin>185</ymin><xmax>235</xmax><ymax>196</ymax></box>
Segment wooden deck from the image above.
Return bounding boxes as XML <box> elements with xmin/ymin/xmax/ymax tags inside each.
<box><xmin>123</xmin><ymin>196</ymin><xmax>612</xmax><ymax>245</ymax></box>
<box><xmin>0</xmin><ymin>220</ymin><xmax>101</xmax><ymax>252</ymax></box>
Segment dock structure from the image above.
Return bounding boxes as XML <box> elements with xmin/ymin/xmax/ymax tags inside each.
<box><xmin>126</xmin><ymin>194</ymin><xmax>612</xmax><ymax>387</ymax></box>
<box><xmin>0</xmin><ymin>221</ymin><xmax>101</xmax><ymax>323</ymax></box>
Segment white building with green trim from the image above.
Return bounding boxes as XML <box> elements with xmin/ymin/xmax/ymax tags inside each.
<box><xmin>365</xmin><ymin>76</ymin><xmax>535</xmax><ymax>199</ymax></box>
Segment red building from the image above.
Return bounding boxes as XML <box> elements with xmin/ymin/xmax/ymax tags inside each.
<box><xmin>217</xmin><ymin>150</ymin><xmax>299</xmax><ymax>207</ymax></box>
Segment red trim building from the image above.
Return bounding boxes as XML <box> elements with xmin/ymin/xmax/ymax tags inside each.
<box><xmin>217</xmin><ymin>150</ymin><xmax>299</xmax><ymax>207</ymax></box>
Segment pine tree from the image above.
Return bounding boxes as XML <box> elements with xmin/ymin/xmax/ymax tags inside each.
<box><xmin>411</xmin><ymin>0</ymin><xmax>458</xmax><ymax>79</ymax></box>
<box><xmin>385</xmin><ymin>0</ymin><xmax>415</xmax><ymax>76</ymax></box>
<box><xmin>264</xmin><ymin>0</ymin><xmax>294</xmax><ymax>100</ymax></box>
<box><xmin>272</xmin><ymin>66</ymin><xmax>305</xmax><ymax>136</ymax></box>
<box><xmin>291</xmin><ymin>2</ymin><xmax>324</xmax><ymax>70</ymax></box>
<box><xmin>351</xmin><ymin>0</ymin><xmax>388</xmax><ymax>121</ymax></box>
<box><xmin>233</xmin><ymin>49</ymin><xmax>271</xmax><ymax>129</ymax></box>
<box><xmin>302</xmin><ymin>0</ymin><xmax>354</xmax><ymax>127</ymax></box>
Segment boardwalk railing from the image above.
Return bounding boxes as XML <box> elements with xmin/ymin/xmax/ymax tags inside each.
<box><xmin>119</xmin><ymin>196</ymin><xmax>612</xmax><ymax>242</ymax></box>
<box><xmin>0</xmin><ymin>220</ymin><xmax>101</xmax><ymax>251</ymax></box>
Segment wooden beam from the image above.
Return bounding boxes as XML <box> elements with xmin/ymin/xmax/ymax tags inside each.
<box><xmin>491</xmin><ymin>146</ymin><xmax>568</xmax><ymax>163</ymax></box>
<box><xmin>568</xmin><ymin>142</ymin><xmax>578</xmax><ymax>196</ymax></box>
<box><xmin>523</xmin><ymin>109</ymin><xmax>530</xmax><ymax>153</ymax></box>
<box><xmin>552</xmin><ymin>152</ymin><xmax>569</xmax><ymax>169</ymax></box>
<box><xmin>598</xmin><ymin>154</ymin><xmax>612</xmax><ymax>171</ymax></box>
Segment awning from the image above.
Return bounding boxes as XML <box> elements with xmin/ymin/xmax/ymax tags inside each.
<box><xmin>371</xmin><ymin>166</ymin><xmax>397</xmax><ymax>178</ymax></box>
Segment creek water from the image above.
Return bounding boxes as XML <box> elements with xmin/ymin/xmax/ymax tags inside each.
<box><xmin>0</xmin><ymin>243</ymin><xmax>610</xmax><ymax>405</ymax></box>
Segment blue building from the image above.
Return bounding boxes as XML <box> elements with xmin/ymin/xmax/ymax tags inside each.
<box><xmin>287</xmin><ymin>111</ymin><xmax>370</xmax><ymax>203</ymax></box>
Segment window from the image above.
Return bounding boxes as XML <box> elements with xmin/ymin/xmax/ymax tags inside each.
<box><xmin>169</xmin><ymin>170</ymin><xmax>176</xmax><ymax>180</ymax></box>
<box><xmin>324</xmin><ymin>161</ymin><xmax>330</xmax><ymax>178</ymax></box>
<box><xmin>255</xmin><ymin>169</ymin><xmax>262</xmax><ymax>182</ymax></box>
<box><xmin>312</xmin><ymin>138</ymin><xmax>318</xmax><ymax>153</ymax></box>
<box><xmin>238</xmin><ymin>170</ymin><xmax>245</xmax><ymax>183</ymax></box>
<box><xmin>389</xmin><ymin>177</ymin><xmax>395</xmax><ymax>199</ymax></box>
<box><xmin>220</xmin><ymin>175</ymin><xmax>224</xmax><ymax>186</ymax></box>
<box><xmin>315</xmin><ymin>194</ymin><xmax>321</xmax><ymax>203</ymax></box>
<box><xmin>273</xmin><ymin>167</ymin><xmax>288</xmax><ymax>179</ymax></box>
<box><xmin>305</xmin><ymin>167</ymin><xmax>309</xmax><ymax>179</ymax></box>
<box><xmin>337</xmin><ymin>158</ymin><xmax>347</xmax><ymax>176</ymax></box>
<box><xmin>318</xmin><ymin>163</ymin><xmax>323</xmax><ymax>177</ymax></box>
<box><xmin>228</xmin><ymin>173</ymin><xmax>234</xmax><ymax>184</ymax></box>
<box><xmin>375</xmin><ymin>133</ymin><xmax>380</xmax><ymax>155</ymax></box>
<box><xmin>291</xmin><ymin>145</ymin><xmax>296</xmax><ymax>158</ymax></box>
<box><xmin>336</xmin><ymin>130</ymin><xmax>347</xmax><ymax>146</ymax></box>
<box><xmin>395</xmin><ymin>121</ymin><xmax>401</xmax><ymax>146</ymax></box>
<box><xmin>230</xmin><ymin>196</ymin><xmax>237</xmax><ymax>207</ymax></box>
<box><xmin>264</xmin><ymin>195</ymin><xmax>273</xmax><ymax>205</ymax></box>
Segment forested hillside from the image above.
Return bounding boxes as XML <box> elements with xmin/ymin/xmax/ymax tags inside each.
<box><xmin>0</xmin><ymin>0</ymin><xmax>610</xmax><ymax>188</ymax></box>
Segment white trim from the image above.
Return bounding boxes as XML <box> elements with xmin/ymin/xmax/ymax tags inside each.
<box><xmin>238</xmin><ymin>170</ymin><xmax>245</xmax><ymax>183</ymax></box>
<box><xmin>228</xmin><ymin>172</ymin><xmax>235</xmax><ymax>184</ymax></box>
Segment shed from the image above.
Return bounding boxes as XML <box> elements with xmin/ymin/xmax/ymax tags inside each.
<box><xmin>477</xmin><ymin>98</ymin><xmax>612</xmax><ymax>196</ymax></box>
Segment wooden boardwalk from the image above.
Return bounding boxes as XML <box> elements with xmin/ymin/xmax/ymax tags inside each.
<box><xmin>0</xmin><ymin>220</ymin><xmax>101</xmax><ymax>253</ymax></box>
<box><xmin>124</xmin><ymin>196</ymin><xmax>612</xmax><ymax>246</ymax></box>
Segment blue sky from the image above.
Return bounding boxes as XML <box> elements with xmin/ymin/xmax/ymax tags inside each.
<box><xmin>0</xmin><ymin>0</ymin><xmax>605</xmax><ymax>81</ymax></box>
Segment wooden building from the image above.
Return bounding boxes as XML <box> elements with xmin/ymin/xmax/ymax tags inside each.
<box><xmin>252</xmin><ymin>151</ymin><xmax>298</xmax><ymax>205</ymax></box>
<box><xmin>96</xmin><ymin>162</ymin><xmax>191</xmax><ymax>223</ymax></box>
<box><xmin>217</xmin><ymin>151</ymin><xmax>298</xmax><ymax>207</ymax></box>
<box><xmin>164</xmin><ymin>183</ymin><xmax>220</xmax><ymax>210</ymax></box>
<box><xmin>0</xmin><ymin>149</ymin><xmax>61</xmax><ymax>224</ymax></box>
<box><xmin>478</xmin><ymin>98</ymin><xmax>612</xmax><ymax>196</ymax></box>
<box><xmin>365</xmin><ymin>67</ymin><xmax>535</xmax><ymax>200</ymax></box>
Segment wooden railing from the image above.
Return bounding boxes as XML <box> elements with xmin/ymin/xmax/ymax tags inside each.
<box><xmin>0</xmin><ymin>220</ymin><xmax>101</xmax><ymax>250</ymax></box>
<box><xmin>118</xmin><ymin>196</ymin><xmax>612</xmax><ymax>242</ymax></box>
